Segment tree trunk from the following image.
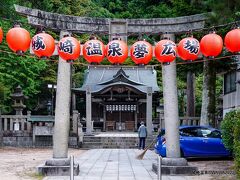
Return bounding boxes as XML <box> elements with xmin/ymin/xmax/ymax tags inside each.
<box><xmin>200</xmin><ymin>60</ymin><xmax>216</xmax><ymax>126</ymax></box>
<box><xmin>208</xmin><ymin>61</ymin><xmax>216</xmax><ymax>127</ymax></box>
<box><xmin>0</xmin><ymin>111</ymin><xmax>2</xmax><ymax>147</ymax></box>
<box><xmin>186</xmin><ymin>71</ymin><xmax>195</xmax><ymax>117</ymax></box>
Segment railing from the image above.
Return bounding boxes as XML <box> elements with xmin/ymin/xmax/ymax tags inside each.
<box><xmin>0</xmin><ymin>111</ymin><xmax>32</xmax><ymax>134</ymax></box>
<box><xmin>88</xmin><ymin>117</ymin><xmax>201</xmax><ymax>131</ymax></box>
<box><xmin>149</xmin><ymin>117</ymin><xmax>200</xmax><ymax>129</ymax></box>
<box><xmin>0</xmin><ymin>110</ymin><xmax>80</xmax><ymax>134</ymax></box>
<box><xmin>153</xmin><ymin>117</ymin><xmax>200</xmax><ymax>126</ymax></box>
<box><xmin>179</xmin><ymin>117</ymin><xmax>200</xmax><ymax>126</ymax></box>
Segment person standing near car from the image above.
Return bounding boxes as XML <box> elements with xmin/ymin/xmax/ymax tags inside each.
<box><xmin>138</xmin><ymin>121</ymin><xmax>147</xmax><ymax>150</ymax></box>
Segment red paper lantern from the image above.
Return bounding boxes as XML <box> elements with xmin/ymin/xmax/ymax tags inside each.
<box><xmin>155</xmin><ymin>39</ymin><xmax>177</xmax><ymax>63</ymax></box>
<box><xmin>0</xmin><ymin>27</ymin><xmax>3</xmax><ymax>44</ymax></box>
<box><xmin>106</xmin><ymin>40</ymin><xmax>128</xmax><ymax>64</ymax></box>
<box><xmin>177</xmin><ymin>37</ymin><xmax>200</xmax><ymax>61</ymax></box>
<box><xmin>58</xmin><ymin>37</ymin><xmax>80</xmax><ymax>61</ymax></box>
<box><xmin>200</xmin><ymin>33</ymin><xmax>223</xmax><ymax>57</ymax></box>
<box><xmin>83</xmin><ymin>39</ymin><xmax>105</xmax><ymax>64</ymax></box>
<box><xmin>224</xmin><ymin>29</ymin><xmax>240</xmax><ymax>53</ymax></box>
<box><xmin>130</xmin><ymin>40</ymin><xmax>152</xmax><ymax>65</ymax></box>
<box><xmin>32</xmin><ymin>32</ymin><xmax>55</xmax><ymax>58</ymax></box>
<box><xmin>6</xmin><ymin>26</ymin><xmax>31</xmax><ymax>54</ymax></box>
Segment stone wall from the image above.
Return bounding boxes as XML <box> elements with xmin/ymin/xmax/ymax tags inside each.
<box><xmin>3</xmin><ymin>136</ymin><xmax>33</xmax><ymax>147</ymax></box>
<box><xmin>3</xmin><ymin>135</ymin><xmax>78</xmax><ymax>147</ymax></box>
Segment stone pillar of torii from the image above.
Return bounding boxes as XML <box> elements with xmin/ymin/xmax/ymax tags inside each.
<box><xmin>15</xmin><ymin>4</ymin><xmax>206</xmax><ymax>175</ymax></box>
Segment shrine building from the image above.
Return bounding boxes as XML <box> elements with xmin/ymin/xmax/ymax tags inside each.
<box><xmin>74</xmin><ymin>65</ymin><xmax>160</xmax><ymax>134</ymax></box>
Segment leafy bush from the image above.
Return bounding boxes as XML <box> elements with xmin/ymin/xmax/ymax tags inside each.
<box><xmin>221</xmin><ymin>110</ymin><xmax>239</xmax><ymax>151</ymax></box>
<box><xmin>234</xmin><ymin>114</ymin><xmax>240</xmax><ymax>178</ymax></box>
<box><xmin>221</xmin><ymin>109</ymin><xmax>240</xmax><ymax>178</ymax></box>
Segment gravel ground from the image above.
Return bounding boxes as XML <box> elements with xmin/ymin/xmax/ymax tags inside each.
<box><xmin>188</xmin><ymin>157</ymin><xmax>236</xmax><ymax>180</ymax></box>
<box><xmin>0</xmin><ymin>147</ymin><xmax>86</xmax><ymax>180</ymax></box>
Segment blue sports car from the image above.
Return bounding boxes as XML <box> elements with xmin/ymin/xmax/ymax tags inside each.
<box><xmin>155</xmin><ymin>126</ymin><xmax>231</xmax><ymax>157</ymax></box>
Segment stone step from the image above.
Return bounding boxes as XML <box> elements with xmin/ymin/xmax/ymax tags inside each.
<box><xmin>82</xmin><ymin>135</ymin><xmax>155</xmax><ymax>149</ymax></box>
<box><xmin>83</xmin><ymin>137</ymin><xmax>101</xmax><ymax>141</ymax></box>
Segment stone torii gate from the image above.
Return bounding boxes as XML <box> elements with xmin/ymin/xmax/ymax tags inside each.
<box><xmin>15</xmin><ymin>5</ymin><xmax>206</xmax><ymax>175</ymax></box>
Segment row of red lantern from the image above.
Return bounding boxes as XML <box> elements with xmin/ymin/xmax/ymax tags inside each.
<box><xmin>1</xmin><ymin>26</ymin><xmax>240</xmax><ymax>64</ymax></box>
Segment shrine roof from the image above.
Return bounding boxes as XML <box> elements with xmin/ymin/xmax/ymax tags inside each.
<box><xmin>73</xmin><ymin>65</ymin><xmax>160</xmax><ymax>94</ymax></box>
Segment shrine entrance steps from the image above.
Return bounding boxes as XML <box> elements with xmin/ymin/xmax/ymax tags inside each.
<box><xmin>82</xmin><ymin>132</ymin><xmax>155</xmax><ymax>149</ymax></box>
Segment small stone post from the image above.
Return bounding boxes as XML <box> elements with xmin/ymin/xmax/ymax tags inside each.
<box><xmin>86</xmin><ymin>86</ymin><xmax>92</xmax><ymax>134</ymax></box>
<box><xmin>146</xmin><ymin>87</ymin><xmax>153</xmax><ymax>136</ymax></box>
<box><xmin>72</xmin><ymin>110</ymin><xmax>79</xmax><ymax>135</ymax></box>
<box><xmin>27</xmin><ymin>111</ymin><xmax>32</xmax><ymax>132</ymax></box>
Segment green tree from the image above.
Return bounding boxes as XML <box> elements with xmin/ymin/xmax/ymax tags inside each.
<box><xmin>0</xmin><ymin>1</ymin><xmax>48</xmax><ymax>113</ymax></box>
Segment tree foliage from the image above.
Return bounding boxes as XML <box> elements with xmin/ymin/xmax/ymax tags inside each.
<box><xmin>0</xmin><ymin>1</ymin><xmax>49</xmax><ymax>113</ymax></box>
<box><xmin>221</xmin><ymin>110</ymin><xmax>240</xmax><ymax>178</ymax></box>
<box><xmin>0</xmin><ymin>0</ymin><xmax>239</xmax><ymax>115</ymax></box>
<box><xmin>0</xmin><ymin>19</ymin><xmax>47</xmax><ymax>97</ymax></box>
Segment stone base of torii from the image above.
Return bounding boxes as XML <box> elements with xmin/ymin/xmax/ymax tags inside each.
<box><xmin>15</xmin><ymin>4</ymin><xmax>206</xmax><ymax>176</ymax></box>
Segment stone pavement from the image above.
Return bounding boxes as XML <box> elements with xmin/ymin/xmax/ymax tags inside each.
<box><xmin>43</xmin><ymin>149</ymin><xmax>211</xmax><ymax>180</ymax></box>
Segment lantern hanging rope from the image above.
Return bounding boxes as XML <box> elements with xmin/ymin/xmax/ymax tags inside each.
<box><xmin>2</xmin><ymin>15</ymin><xmax>240</xmax><ymax>66</ymax></box>
<box><xmin>0</xmin><ymin>49</ymin><xmax>237</xmax><ymax>67</ymax></box>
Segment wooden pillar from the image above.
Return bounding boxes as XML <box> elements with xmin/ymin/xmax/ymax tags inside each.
<box><xmin>0</xmin><ymin>111</ymin><xmax>2</xmax><ymax>131</ymax></box>
<box><xmin>103</xmin><ymin>105</ymin><xmax>106</xmax><ymax>131</ymax></box>
<box><xmin>0</xmin><ymin>111</ymin><xmax>3</xmax><ymax>147</ymax></box>
<box><xmin>186</xmin><ymin>71</ymin><xmax>195</xmax><ymax>117</ymax></box>
<box><xmin>134</xmin><ymin>108</ymin><xmax>138</xmax><ymax>131</ymax></box>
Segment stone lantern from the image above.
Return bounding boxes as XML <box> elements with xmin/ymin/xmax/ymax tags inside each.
<box><xmin>11</xmin><ymin>85</ymin><xmax>28</xmax><ymax>115</ymax></box>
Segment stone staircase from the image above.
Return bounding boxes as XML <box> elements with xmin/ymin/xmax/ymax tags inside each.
<box><xmin>82</xmin><ymin>133</ymin><xmax>155</xmax><ymax>149</ymax></box>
